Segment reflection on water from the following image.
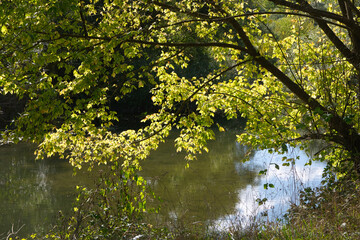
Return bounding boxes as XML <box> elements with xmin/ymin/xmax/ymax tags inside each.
<box><xmin>141</xmin><ymin>131</ymin><xmax>326</xmax><ymax>230</ymax></box>
<box><xmin>214</xmin><ymin>144</ymin><xmax>326</xmax><ymax>230</ymax></box>
<box><xmin>0</xmin><ymin>143</ymin><xmax>93</xmax><ymax>237</ymax></box>
<box><xmin>0</xmin><ymin>131</ymin><xmax>326</xmax><ymax>236</ymax></box>
<box><xmin>141</xmin><ymin>132</ymin><xmax>259</xmax><ymax>228</ymax></box>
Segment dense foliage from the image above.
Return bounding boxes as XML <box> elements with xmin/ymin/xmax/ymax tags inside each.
<box><xmin>1</xmin><ymin>0</ymin><xmax>360</xmax><ymax>183</ymax></box>
<box><xmin>2</xmin><ymin>0</ymin><xmax>360</xmax><ymax>239</ymax></box>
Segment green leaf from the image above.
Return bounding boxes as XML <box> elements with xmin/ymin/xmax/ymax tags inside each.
<box><xmin>281</xmin><ymin>143</ymin><xmax>288</xmax><ymax>152</ymax></box>
<box><xmin>259</xmin><ymin>169</ymin><xmax>268</xmax><ymax>175</ymax></box>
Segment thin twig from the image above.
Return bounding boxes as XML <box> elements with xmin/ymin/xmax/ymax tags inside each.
<box><xmin>6</xmin><ymin>224</ymin><xmax>25</xmax><ymax>240</ymax></box>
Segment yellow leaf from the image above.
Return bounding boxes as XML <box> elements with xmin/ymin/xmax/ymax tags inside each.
<box><xmin>1</xmin><ymin>25</ymin><xmax>8</xmax><ymax>35</ymax></box>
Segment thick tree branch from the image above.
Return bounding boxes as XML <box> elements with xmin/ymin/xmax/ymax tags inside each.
<box><xmin>269</xmin><ymin>0</ymin><xmax>360</xmax><ymax>72</ymax></box>
<box><xmin>270</xmin><ymin>0</ymin><xmax>360</xmax><ymax>44</ymax></box>
<box><xmin>296</xmin><ymin>0</ymin><xmax>360</xmax><ymax>72</ymax></box>
<box><xmin>209</xmin><ymin>3</ymin><xmax>360</xmax><ymax>153</ymax></box>
<box><xmin>338</xmin><ymin>0</ymin><xmax>348</xmax><ymax>18</ymax></box>
<box><xmin>345</xmin><ymin>0</ymin><xmax>360</xmax><ymax>18</ymax></box>
<box><xmin>270</xmin><ymin>0</ymin><xmax>358</xmax><ymax>27</ymax></box>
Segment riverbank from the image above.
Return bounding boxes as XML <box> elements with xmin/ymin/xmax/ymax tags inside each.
<box><xmin>4</xmin><ymin>178</ymin><xmax>359</xmax><ymax>240</ymax></box>
<box><xmin>154</xmin><ymin>179</ymin><xmax>360</xmax><ymax>239</ymax></box>
<box><xmin>0</xmin><ymin>139</ymin><xmax>339</xmax><ymax>240</ymax></box>
<box><xmin>213</xmin><ymin>180</ymin><xmax>360</xmax><ymax>239</ymax></box>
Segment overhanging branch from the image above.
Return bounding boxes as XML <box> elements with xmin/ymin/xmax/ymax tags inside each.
<box><xmin>287</xmin><ymin>133</ymin><xmax>344</xmax><ymax>145</ymax></box>
<box><xmin>270</xmin><ymin>0</ymin><xmax>360</xmax><ymax>33</ymax></box>
<box><xmin>128</xmin><ymin>39</ymin><xmax>247</xmax><ymax>52</ymax></box>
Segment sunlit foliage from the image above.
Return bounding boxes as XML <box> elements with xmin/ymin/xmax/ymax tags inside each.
<box><xmin>1</xmin><ymin>0</ymin><xmax>360</xmax><ymax>178</ymax></box>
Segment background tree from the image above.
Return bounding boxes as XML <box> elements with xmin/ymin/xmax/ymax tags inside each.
<box><xmin>1</xmin><ymin>0</ymin><xmax>360</xmax><ymax>178</ymax></box>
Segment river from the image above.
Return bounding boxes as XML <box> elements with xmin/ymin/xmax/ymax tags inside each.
<box><xmin>0</xmin><ymin>130</ymin><xmax>326</xmax><ymax>237</ymax></box>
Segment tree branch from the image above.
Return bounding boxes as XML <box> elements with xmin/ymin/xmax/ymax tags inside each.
<box><xmin>128</xmin><ymin>39</ymin><xmax>247</xmax><ymax>52</ymax></box>
<box><xmin>79</xmin><ymin>4</ymin><xmax>89</xmax><ymax>38</ymax></box>
<box><xmin>207</xmin><ymin>1</ymin><xmax>360</xmax><ymax>150</ymax></box>
<box><xmin>295</xmin><ymin>0</ymin><xmax>360</xmax><ymax>72</ymax></box>
<box><xmin>287</xmin><ymin>133</ymin><xmax>344</xmax><ymax>145</ymax></box>
<box><xmin>150</xmin><ymin>0</ymin><xmax>210</xmax><ymax>19</ymax></box>
<box><xmin>270</xmin><ymin>0</ymin><xmax>360</xmax><ymax>30</ymax></box>
<box><xmin>133</xmin><ymin>61</ymin><xmax>250</xmax><ymax>144</ymax></box>
<box><xmin>33</xmin><ymin>30</ymin><xmax>247</xmax><ymax>52</ymax></box>
<box><xmin>344</xmin><ymin>0</ymin><xmax>360</xmax><ymax>18</ymax></box>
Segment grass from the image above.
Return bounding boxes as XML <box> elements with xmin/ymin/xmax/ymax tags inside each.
<box><xmin>160</xmin><ymin>179</ymin><xmax>360</xmax><ymax>240</ymax></box>
<box><xmin>244</xmin><ymin>180</ymin><xmax>360</xmax><ymax>240</ymax></box>
<box><xmin>278</xmin><ymin>180</ymin><xmax>360</xmax><ymax>239</ymax></box>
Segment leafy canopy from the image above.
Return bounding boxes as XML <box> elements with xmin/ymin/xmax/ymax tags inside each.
<box><xmin>1</xmin><ymin>0</ymin><xmax>360</xmax><ymax>177</ymax></box>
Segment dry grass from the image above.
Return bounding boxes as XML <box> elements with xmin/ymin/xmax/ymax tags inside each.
<box><xmin>175</xmin><ymin>180</ymin><xmax>360</xmax><ymax>240</ymax></box>
<box><xmin>253</xmin><ymin>180</ymin><xmax>360</xmax><ymax>240</ymax></box>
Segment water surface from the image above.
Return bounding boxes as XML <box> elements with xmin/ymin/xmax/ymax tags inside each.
<box><xmin>0</xmin><ymin>143</ymin><xmax>93</xmax><ymax>236</ymax></box>
<box><xmin>0</xmin><ymin>131</ymin><xmax>326</xmax><ymax>236</ymax></box>
<box><xmin>141</xmin><ymin>131</ymin><xmax>326</xmax><ymax>230</ymax></box>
